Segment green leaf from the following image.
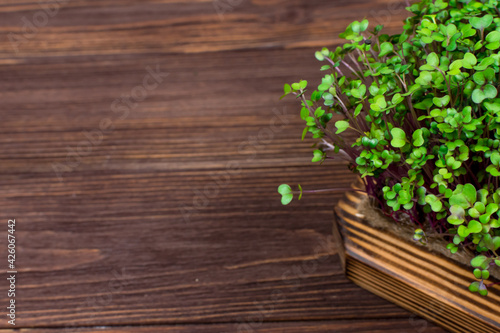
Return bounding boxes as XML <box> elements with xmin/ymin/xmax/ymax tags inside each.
<box><xmin>486</xmin><ymin>202</ymin><xmax>499</xmax><ymax>214</ymax></box>
<box><xmin>470</xmin><ymin>15</ymin><xmax>493</xmax><ymax>30</ymax></box>
<box><xmin>472</xmin><ymin>89</ymin><xmax>486</xmax><ymax>104</ymax></box>
<box><xmin>473</xmin><ymin>71</ymin><xmax>485</xmax><ymax>85</ymax></box>
<box><xmin>335</xmin><ymin>120</ymin><xmax>349</xmax><ymax>134</ymax></box>
<box><xmin>491</xmin><ymin>151</ymin><xmax>500</xmax><ymax>166</ymax></box>
<box><xmin>484</xmin><ymin>84</ymin><xmax>497</xmax><ymax>99</ymax></box>
<box><xmin>486</xmin><ymin>31</ymin><xmax>500</xmax><ymax>43</ymax></box>
<box><xmin>462</xmin><ymin>184</ymin><xmax>477</xmax><ymax>205</ymax></box>
<box><xmin>398</xmin><ymin>190</ymin><xmax>411</xmax><ymax>204</ymax></box>
<box><xmin>493</xmin><ymin>237</ymin><xmax>500</xmax><ymax>250</ymax></box>
<box><xmin>301</xmin><ymin>127</ymin><xmax>308</xmax><ymax>141</ymax></box>
<box><xmin>315</xmin><ymin>51</ymin><xmax>325</xmax><ymax>61</ymax></box>
<box><xmin>375</xmin><ymin>95</ymin><xmax>387</xmax><ymax>109</ymax></box>
<box><xmin>475</xmin><ymin>199</ymin><xmax>487</xmax><ymax>211</ymax></box>
<box><xmin>448</xmin><ymin>205</ymin><xmax>465</xmax><ymax>225</ymax></box>
<box><xmin>412</xmin><ymin>129</ymin><xmax>425</xmax><ymax>147</ymax></box>
<box><xmin>468</xmin><ymin>207</ymin><xmax>480</xmax><ymax>218</ymax></box>
<box><xmin>300</xmin><ymin>107</ymin><xmax>309</xmax><ymax>120</ymax></box>
<box><xmin>458</xmin><ymin>225</ymin><xmax>470</xmax><ymax>237</ymax></box>
<box><xmin>278</xmin><ymin>184</ymin><xmax>293</xmax><ymax>205</ymax></box>
<box><xmin>467</xmin><ymin>220</ymin><xmax>482</xmax><ymax>233</ymax></box>
<box><xmin>318</xmin><ymin>83</ymin><xmax>330</xmax><ymax>91</ymax></box>
<box><xmin>486</xmin><ymin>41</ymin><xmax>500</xmax><ymax>50</ymax></box>
<box><xmin>298</xmin><ymin>184</ymin><xmax>303</xmax><ymax>200</ymax></box>
<box><xmin>413</xmin><ymin>228</ymin><xmax>423</xmax><ymax>241</ymax></box>
<box><xmin>463</xmin><ymin>53</ymin><xmax>477</xmax><ymax>69</ymax></box>
<box><xmin>328</xmin><ymin>87</ymin><xmax>337</xmax><ymax>96</ymax></box>
<box><xmin>448</xmin><ymin>59</ymin><xmax>463</xmax><ymax>75</ymax></box>
<box><xmin>391</xmin><ymin>93</ymin><xmax>404</xmax><ymax>105</ymax></box>
<box><xmin>486</xmin><ymin>165</ymin><xmax>500</xmax><ymax>177</ymax></box>
<box><xmin>415</xmin><ymin>71</ymin><xmax>433</xmax><ymax>86</ymax></box>
<box><xmin>354</xmin><ymin>103</ymin><xmax>363</xmax><ymax>117</ymax></box>
<box><xmin>461</xmin><ymin>24</ymin><xmax>476</xmax><ymax>38</ymax></box>
<box><xmin>446</xmin><ymin>24</ymin><xmax>457</xmax><ymax>37</ymax></box>
<box><xmin>471</xmin><ymin>255</ymin><xmax>488</xmax><ymax>268</ymax></box>
<box><xmin>475</xmin><ymin>57</ymin><xmax>495</xmax><ymax>71</ymax></box>
<box><xmin>426</xmin><ymin>52</ymin><xmax>439</xmax><ymax>67</ymax></box>
<box><xmin>351</xmin><ymin>84</ymin><xmax>366</xmax><ymax>99</ymax></box>
<box><xmin>351</xmin><ymin>20</ymin><xmax>361</xmax><ymax>33</ymax></box>
<box><xmin>314</xmin><ymin>107</ymin><xmax>325</xmax><ymax>118</ymax></box>
<box><xmin>484</xmin><ymin>234</ymin><xmax>494</xmax><ymax>250</ymax></box>
<box><xmin>446</xmin><ymin>32</ymin><xmax>461</xmax><ymax>51</ymax></box>
<box><xmin>480</xmin><ymin>287</ymin><xmax>489</xmax><ymax>296</ymax></box>
<box><xmin>390</xmin><ymin>128</ymin><xmax>406</xmax><ymax>148</ymax></box>
<box><xmin>379</xmin><ymin>42</ymin><xmax>394</xmax><ymax>57</ymax></box>
<box><xmin>284</xmin><ymin>84</ymin><xmax>291</xmax><ymax>94</ymax></box>
<box><xmin>469</xmin><ymin>281</ymin><xmax>480</xmax><ymax>292</ymax></box>
<box><xmin>450</xmin><ymin>193</ymin><xmax>469</xmax><ymax>209</ymax></box>
<box><xmin>416</xmin><ymin>187</ymin><xmax>426</xmax><ymax>205</ymax></box>
<box><xmin>419</xmin><ymin>64</ymin><xmax>435</xmax><ymax>71</ymax></box>
<box><xmin>281</xmin><ymin>193</ymin><xmax>293</xmax><ymax>205</ymax></box>
<box><xmin>426</xmin><ymin>195</ymin><xmax>443</xmax><ymax>212</ymax></box>
<box><xmin>312</xmin><ymin>150</ymin><xmax>323</xmax><ymax>162</ymax></box>
<box><xmin>433</xmin><ymin>95</ymin><xmax>450</xmax><ymax>107</ymax></box>
<box><xmin>360</xmin><ymin>19</ymin><xmax>368</xmax><ymax>32</ymax></box>
<box><xmin>484</xmin><ymin>68</ymin><xmax>496</xmax><ymax>82</ymax></box>
<box><xmin>386</xmin><ymin>190</ymin><xmax>396</xmax><ymax>200</ymax></box>
<box><xmin>278</xmin><ymin>184</ymin><xmax>292</xmax><ymax>195</ymax></box>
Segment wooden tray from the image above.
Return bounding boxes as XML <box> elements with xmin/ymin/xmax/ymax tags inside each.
<box><xmin>333</xmin><ymin>182</ymin><xmax>500</xmax><ymax>333</ymax></box>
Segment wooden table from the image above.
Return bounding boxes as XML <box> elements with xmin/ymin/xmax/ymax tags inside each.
<box><xmin>0</xmin><ymin>0</ymin><xmax>446</xmax><ymax>331</ymax></box>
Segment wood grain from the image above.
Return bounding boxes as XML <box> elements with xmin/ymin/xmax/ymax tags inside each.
<box><xmin>3</xmin><ymin>319</ymin><xmax>446</xmax><ymax>332</ymax></box>
<box><xmin>0</xmin><ymin>0</ymin><xmax>408</xmax><ymax>58</ymax></box>
<box><xmin>0</xmin><ymin>0</ymin><xmax>446</xmax><ymax>331</ymax></box>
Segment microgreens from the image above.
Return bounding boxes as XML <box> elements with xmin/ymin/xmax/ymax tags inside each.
<box><xmin>279</xmin><ymin>0</ymin><xmax>500</xmax><ymax>295</ymax></box>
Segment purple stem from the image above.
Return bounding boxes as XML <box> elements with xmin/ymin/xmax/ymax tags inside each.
<box><xmin>324</xmin><ymin>57</ymin><xmax>345</xmax><ymax>77</ymax></box>
<box><xmin>294</xmin><ymin>188</ymin><xmax>367</xmax><ymax>194</ymax></box>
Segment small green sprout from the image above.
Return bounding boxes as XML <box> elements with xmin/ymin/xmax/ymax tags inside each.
<box><xmin>278</xmin><ymin>184</ymin><xmax>293</xmax><ymax>206</ymax></box>
<box><xmin>413</xmin><ymin>228</ymin><xmax>427</xmax><ymax>245</ymax></box>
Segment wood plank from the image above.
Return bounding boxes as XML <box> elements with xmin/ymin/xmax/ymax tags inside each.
<box><xmin>0</xmin><ymin>47</ymin><xmax>423</xmax><ymax>328</ymax></box>
<box><xmin>4</xmin><ymin>166</ymin><xmax>410</xmax><ymax>327</ymax></box>
<box><xmin>0</xmin><ymin>0</ymin><xmax>410</xmax><ymax>58</ymax></box>
<box><xmin>0</xmin><ymin>48</ymin><xmax>353</xmax><ymax>175</ymax></box>
<box><xmin>2</xmin><ymin>319</ymin><xmax>446</xmax><ymax>332</ymax></box>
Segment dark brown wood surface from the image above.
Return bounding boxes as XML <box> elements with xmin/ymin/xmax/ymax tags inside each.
<box><xmin>5</xmin><ymin>320</ymin><xmax>446</xmax><ymax>333</ymax></box>
<box><xmin>0</xmin><ymin>0</ymin><xmax>446</xmax><ymax>332</ymax></box>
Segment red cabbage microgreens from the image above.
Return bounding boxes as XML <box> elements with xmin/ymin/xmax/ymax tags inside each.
<box><xmin>278</xmin><ymin>0</ymin><xmax>500</xmax><ymax>296</ymax></box>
